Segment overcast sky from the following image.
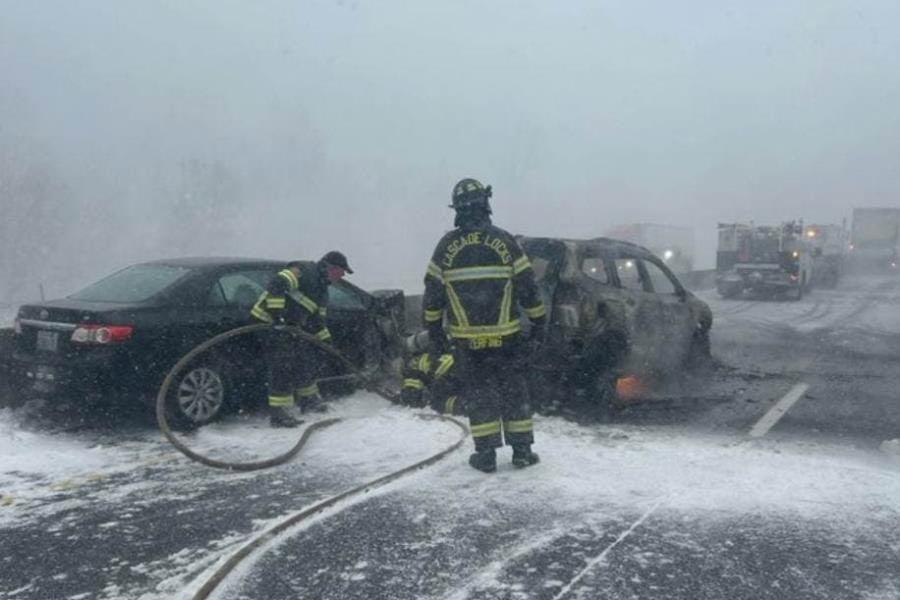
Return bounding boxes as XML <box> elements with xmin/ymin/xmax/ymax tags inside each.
<box><xmin>2</xmin><ymin>0</ymin><xmax>899</xmax><ymax>297</ymax></box>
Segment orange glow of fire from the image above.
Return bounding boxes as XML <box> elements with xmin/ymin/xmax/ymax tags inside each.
<box><xmin>616</xmin><ymin>375</ymin><xmax>647</xmax><ymax>401</ymax></box>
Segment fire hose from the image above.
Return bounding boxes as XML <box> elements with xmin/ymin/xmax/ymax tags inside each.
<box><xmin>155</xmin><ymin>323</ymin><xmax>371</xmax><ymax>471</ymax></box>
<box><xmin>155</xmin><ymin>324</ymin><xmax>469</xmax><ymax>597</ymax></box>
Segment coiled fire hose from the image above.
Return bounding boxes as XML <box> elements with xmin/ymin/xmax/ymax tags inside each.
<box><xmin>155</xmin><ymin>324</ymin><xmax>470</xmax><ymax>599</ymax></box>
<box><xmin>156</xmin><ymin>323</ymin><xmax>465</xmax><ymax>472</ymax></box>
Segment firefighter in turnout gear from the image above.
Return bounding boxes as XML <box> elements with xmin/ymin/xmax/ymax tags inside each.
<box><xmin>401</xmin><ymin>352</ymin><xmax>466</xmax><ymax>416</ymax></box>
<box><xmin>251</xmin><ymin>251</ymin><xmax>353</xmax><ymax>427</ymax></box>
<box><xmin>423</xmin><ymin>178</ymin><xmax>547</xmax><ymax>472</ymax></box>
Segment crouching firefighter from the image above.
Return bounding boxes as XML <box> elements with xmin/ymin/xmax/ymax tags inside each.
<box><xmin>401</xmin><ymin>352</ymin><xmax>466</xmax><ymax>416</ymax></box>
<box><xmin>251</xmin><ymin>251</ymin><xmax>354</xmax><ymax>428</ymax></box>
<box><xmin>422</xmin><ymin>178</ymin><xmax>547</xmax><ymax>473</ymax></box>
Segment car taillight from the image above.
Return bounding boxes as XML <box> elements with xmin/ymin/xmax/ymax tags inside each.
<box><xmin>71</xmin><ymin>325</ymin><xmax>134</xmax><ymax>344</ymax></box>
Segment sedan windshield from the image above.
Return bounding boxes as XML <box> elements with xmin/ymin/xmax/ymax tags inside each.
<box><xmin>69</xmin><ymin>264</ymin><xmax>192</xmax><ymax>303</ymax></box>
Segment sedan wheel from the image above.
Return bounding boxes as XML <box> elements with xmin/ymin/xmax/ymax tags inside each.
<box><xmin>175</xmin><ymin>367</ymin><xmax>226</xmax><ymax>425</ymax></box>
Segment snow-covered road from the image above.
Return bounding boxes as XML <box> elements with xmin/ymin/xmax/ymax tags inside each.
<box><xmin>2</xmin><ymin>274</ymin><xmax>900</xmax><ymax>599</ymax></box>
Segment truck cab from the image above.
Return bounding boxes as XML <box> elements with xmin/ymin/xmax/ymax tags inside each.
<box><xmin>716</xmin><ymin>221</ymin><xmax>813</xmax><ymax>300</ymax></box>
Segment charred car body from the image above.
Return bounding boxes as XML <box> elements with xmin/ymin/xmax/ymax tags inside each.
<box><xmin>519</xmin><ymin>236</ymin><xmax>712</xmax><ymax>406</ymax></box>
<box><xmin>716</xmin><ymin>221</ymin><xmax>813</xmax><ymax>300</ymax></box>
<box><xmin>9</xmin><ymin>258</ymin><xmax>405</xmax><ymax>426</ymax></box>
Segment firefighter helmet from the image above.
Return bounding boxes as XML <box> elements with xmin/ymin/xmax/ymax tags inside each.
<box><xmin>450</xmin><ymin>178</ymin><xmax>492</xmax><ymax>211</ymax></box>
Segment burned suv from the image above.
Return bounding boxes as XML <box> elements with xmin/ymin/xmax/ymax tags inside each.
<box><xmin>519</xmin><ymin>237</ymin><xmax>713</xmax><ymax>405</ymax></box>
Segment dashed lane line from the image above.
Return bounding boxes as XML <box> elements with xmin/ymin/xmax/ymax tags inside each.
<box><xmin>551</xmin><ymin>497</ymin><xmax>667</xmax><ymax>600</ymax></box>
<box><xmin>749</xmin><ymin>383</ymin><xmax>810</xmax><ymax>438</ymax></box>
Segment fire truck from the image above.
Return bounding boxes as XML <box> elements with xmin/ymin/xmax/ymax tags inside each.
<box><xmin>716</xmin><ymin>221</ymin><xmax>814</xmax><ymax>300</ymax></box>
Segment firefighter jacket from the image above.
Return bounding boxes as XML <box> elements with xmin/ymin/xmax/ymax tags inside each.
<box><xmin>423</xmin><ymin>221</ymin><xmax>546</xmax><ymax>350</ymax></box>
<box><xmin>401</xmin><ymin>353</ymin><xmax>463</xmax><ymax>415</ymax></box>
<box><xmin>251</xmin><ymin>262</ymin><xmax>332</xmax><ymax>342</ymax></box>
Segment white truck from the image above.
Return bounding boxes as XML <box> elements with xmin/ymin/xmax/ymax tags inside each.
<box><xmin>603</xmin><ymin>224</ymin><xmax>695</xmax><ymax>273</ymax></box>
<box><xmin>805</xmin><ymin>223</ymin><xmax>849</xmax><ymax>287</ymax></box>
<box><xmin>715</xmin><ymin>221</ymin><xmax>814</xmax><ymax>300</ymax></box>
<box><xmin>849</xmin><ymin>208</ymin><xmax>900</xmax><ymax>272</ymax></box>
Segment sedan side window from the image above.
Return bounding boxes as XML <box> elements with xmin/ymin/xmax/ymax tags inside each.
<box><xmin>328</xmin><ymin>283</ymin><xmax>366</xmax><ymax>310</ymax></box>
<box><xmin>614</xmin><ymin>258</ymin><xmax>645</xmax><ymax>291</ymax></box>
<box><xmin>643</xmin><ymin>260</ymin><xmax>679</xmax><ymax>295</ymax></box>
<box><xmin>212</xmin><ymin>271</ymin><xmax>270</xmax><ymax>308</ymax></box>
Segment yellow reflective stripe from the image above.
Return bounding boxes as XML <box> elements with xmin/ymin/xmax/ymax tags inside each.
<box><xmin>426</xmin><ymin>261</ymin><xmax>444</xmax><ymax>282</ymax></box>
<box><xmin>403</xmin><ymin>378</ymin><xmax>425</xmax><ymax>390</ymax></box>
<box><xmin>265</xmin><ymin>298</ymin><xmax>286</xmax><ymax>308</ymax></box>
<box><xmin>504</xmin><ymin>419</ymin><xmax>533</xmax><ymax>434</ymax></box>
<box><xmin>445</xmin><ymin>284</ymin><xmax>470</xmax><ymax>328</ymax></box>
<box><xmin>524</xmin><ymin>303</ymin><xmax>547</xmax><ymax>319</ymax></box>
<box><xmin>470</xmin><ymin>421</ymin><xmax>502</xmax><ymax>438</ymax></box>
<box><xmin>268</xmin><ymin>395</ymin><xmax>294</xmax><ymax>407</ymax></box>
<box><xmin>435</xmin><ymin>354</ymin><xmax>454</xmax><ymax>378</ymax></box>
<box><xmin>416</xmin><ymin>354</ymin><xmax>432</xmax><ymax>373</ymax></box>
<box><xmin>449</xmin><ymin>320</ymin><xmax>521</xmax><ymax>339</ymax></box>
<box><xmin>278</xmin><ymin>269</ymin><xmax>299</xmax><ymax>290</ymax></box>
<box><xmin>499</xmin><ymin>280</ymin><xmax>513</xmax><ymax>326</ymax></box>
<box><xmin>252</xmin><ymin>305</ymin><xmax>273</xmax><ymax>323</ymax></box>
<box><xmin>424</xmin><ymin>309</ymin><xmax>443</xmax><ymax>323</ymax></box>
<box><xmin>513</xmin><ymin>255</ymin><xmax>532</xmax><ymax>275</ymax></box>
<box><xmin>443</xmin><ymin>266</ymin><xmax>513</xmax><ymax>282</ymax></box>
<box><xmin>296</xmin><ymin>383</ymin><xmax>320</xmax><ymax>397</ymax></box>
<box><xmin>316</xmin><ymin>328</ymin><xmax>332</xmax><ymax>341</ymax></box>
<box><xmin>445</xmin><ymin>396</ymin><xmax>457</xmax><ymax>414</ymax></box>
<box><xmin>288</xmin><ymin>290</ymin><xmax>319</xmax><ymax>313</ymax></box>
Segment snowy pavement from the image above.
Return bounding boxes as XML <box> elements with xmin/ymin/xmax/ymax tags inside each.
<box><xmin>0</xmin><ymin>305</ymin><xmax>16</xmax><ymax>328</ymax></box>
<box><xmin>222</xmin><ymin>419</ymin><xmax>900</xmax><ymax>600</ymax></box>
<box><xmin>2</xmin><ymin>275</ymin><xmax>900</xmax><ymax>599</ymax></box>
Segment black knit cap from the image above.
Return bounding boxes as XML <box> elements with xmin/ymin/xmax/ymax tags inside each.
<box><xmin>321</xmin><ymin>251</ymin><xmax>353</xmax><ymax>274</ymax></box>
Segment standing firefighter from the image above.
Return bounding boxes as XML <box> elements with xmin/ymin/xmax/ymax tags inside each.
<box><xmin>423</xmin><ymin>178</ymin><xmax>547</xmax><ymax>472</ymax></box>
<box><xmin>251</xmin><ymin>251</ymin><xmax>354</xmax><ymax>427</ymax></box>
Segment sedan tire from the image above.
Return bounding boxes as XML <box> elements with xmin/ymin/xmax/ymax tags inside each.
<box><xmin>167</xmin><ymin>362</ymin><xmax>231</xmax><ymax>430</ymax></box>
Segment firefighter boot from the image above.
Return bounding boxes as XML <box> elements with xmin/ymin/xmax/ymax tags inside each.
<box><xmin>512</xmin><ymin>445</ymin><xmax>540</xmax><ymax>468</ymax></box>
<box><xmin>468</xmin><ymin>448</ymin><xmax>497</xmax><ymax>473</ymax></box>
<box><xmin>300</xmin><ymin>394</ymin><xmax>329</xmax><ymax>414</ymax></box>
<box><xmin>269</xmin><ymin>406</ymin><xmax>304</xmax><ymax>428</ymax></box>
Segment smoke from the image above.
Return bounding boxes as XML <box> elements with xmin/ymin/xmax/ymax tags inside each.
<box><xmin>2</xmin><ymin>1</ymin><xmax>900</xmax><ymax>301</ymax></box>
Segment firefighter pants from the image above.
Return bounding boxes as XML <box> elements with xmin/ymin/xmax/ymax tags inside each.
<box><xmin>457</xmin><ymin>343</ymin><xmax>534</xmax><ymax>451</ymax></box>
<box><xmin>264</xmin><ymin>330</ymin><xmax>320</xmax><ymax>409</ymax></box>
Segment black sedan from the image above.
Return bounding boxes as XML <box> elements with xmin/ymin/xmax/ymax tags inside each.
<box><xmin>11</xmin><ymin>258</ymin><xmax>406</xmax><ymax>427</ymax></box>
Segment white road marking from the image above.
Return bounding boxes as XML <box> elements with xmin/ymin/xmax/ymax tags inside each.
<box><xmin>551</xmin><ymin>497</ymin><xmax>666</xmax><ymax>600</ymax></box>
<box><xmin>749</xmin><ymin>383</ymin><xmax>810</xmax><ymax>438</ymax></box>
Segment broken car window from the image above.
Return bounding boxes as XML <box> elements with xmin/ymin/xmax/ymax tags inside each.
<box><xmin>643</xmin><ymin>261</ymin><xmax>678</xmax><ymax>295</ymax></box>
